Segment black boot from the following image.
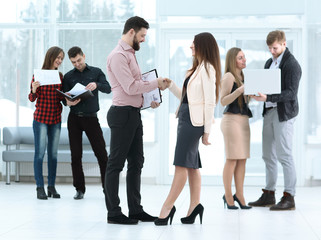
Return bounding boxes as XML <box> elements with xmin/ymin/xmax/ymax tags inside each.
<box><xmin>248</xmin><ymin>189</ymin><xmax>275</xmax><ymax>207</ymax></box>
<box><xmin>270</xmin><ymin>192</ymin><xmax>295</xmax><ymax>211</ymax></box>
<box><xmin>36</xmin><ymin>187</ymin><xmax>48</xmax><ymax>200</ymax></box>
<box><xmin>47</xmin><ymin>186</ymin><xmax>61</xmax><ymax>198</ymax></box>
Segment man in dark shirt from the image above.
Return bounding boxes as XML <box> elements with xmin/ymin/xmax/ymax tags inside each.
<box><xmin>249</xmin><ymin>30</ymin><xmax>302</xmax><ymax>210</ymax></box>
<box><xmin>63</xmin><ymin>46</ymin><xmax>111</xmax><ymax>200</ymax></box>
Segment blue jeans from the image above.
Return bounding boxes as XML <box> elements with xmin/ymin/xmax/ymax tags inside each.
<box><xmin>33</xmin><ymin>120</ymin><xmax>61</xmax><ymax>187</ymax></box>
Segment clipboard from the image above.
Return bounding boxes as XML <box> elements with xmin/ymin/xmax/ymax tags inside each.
<box><xmin>141</xmin><ymin>69</ymin><xmax>162</xmax><ymax>110</ymax></box>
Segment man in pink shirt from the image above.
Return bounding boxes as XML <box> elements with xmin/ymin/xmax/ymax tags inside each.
<box><xmin>105</xmin><ymin>16</ymin><xmax>166</xmax><ymax>225</ymax></box>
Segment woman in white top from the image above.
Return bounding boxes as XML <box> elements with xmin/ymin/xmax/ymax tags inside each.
<box><xmin>155</xmin><ymin>32</ymin><xmax>221</xmax><ymax>225</ymax></box>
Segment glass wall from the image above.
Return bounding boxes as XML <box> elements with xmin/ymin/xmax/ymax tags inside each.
<box><xmin>0</xmin><ymin>0</ymin><xmax>157</xmax><ymax>142</ymax></box>
<box><xmin>1</xmin><ymin>0</ymin><xmax>319</xmax><ymax>184</ymax></box>
<box><xmin>0</xmin><ymin>27</ymin><xmax>50</xmax><ymax>128</ymax></box>
<box><xmin>0</xmin><ymin>0</ymin><xmax>50</xmax><ymax>23</ymax></box>
<box><xmin>57</xmin><ymin>0</ymin><xmax>156</xmax><ymax>23</ymax></box>
<box><xmin>306</xmin><ymin>27</ymin><xmax>321</xmax><ymax>143</ymax></box>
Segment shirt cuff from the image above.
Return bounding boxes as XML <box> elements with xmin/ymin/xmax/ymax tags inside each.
<box><xmin>151</xmin><ymin>79</ymin><xmax>159</xmax><ymax>89</ymax></box>
<box><xmin>266</xmin><ymin>95</ymin><xmax>272</xmax><ymax>102</ymax></box>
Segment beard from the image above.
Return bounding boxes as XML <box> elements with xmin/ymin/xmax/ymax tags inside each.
<box><xmin>133</xmin><ymin>35</ymin><xmax>140</xmax><ymax>51</ymax></box>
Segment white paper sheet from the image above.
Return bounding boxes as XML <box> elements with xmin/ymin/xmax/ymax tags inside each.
<box><xmin>33</xmin><ymin>69</ymin><xmax>61</xmax><ymax>85</ymax></box>
<box><xmin>244</xmin><ymin>69</ymin><xmax>281</xmax><ymax>95</ymax></box>
<box><xmin>66</xmin><ymin>83</ymin><xmax>87</xmax><ymax>95</ymax></box>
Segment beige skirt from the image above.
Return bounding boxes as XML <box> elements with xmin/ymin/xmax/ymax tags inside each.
<box><xmin>220</xmin><ymin>114</ymin><xmax>250</xmax><ymax>159</ymax></box>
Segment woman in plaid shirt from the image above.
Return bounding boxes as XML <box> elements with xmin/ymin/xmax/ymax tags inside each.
<box><xmin>28</xmin><ymin>46</ymin><xmax>65</xmax><ymax>200</ymax></box>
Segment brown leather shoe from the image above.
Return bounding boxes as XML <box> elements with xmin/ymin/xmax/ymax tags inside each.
<box><xmin>248</xmin><ymin>189</ymin><xmax>275</xmax><ymax>207</ymax></box>
<box><xmin>270</xmin><ymin>192</ymin><xmax>295</xmax><ymax>211</ymax></box>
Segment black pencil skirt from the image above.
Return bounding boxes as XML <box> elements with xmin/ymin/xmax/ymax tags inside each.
<box><xmin>173</xmin><ymin>103</ymin><xmax>204</xmax><ymax>169</ymax></box>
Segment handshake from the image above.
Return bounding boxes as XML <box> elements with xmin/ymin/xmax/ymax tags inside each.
<box><xmin>157</xmin><ymin>77</ymin><xmax>172</xmax><ymax>91</ymax></box>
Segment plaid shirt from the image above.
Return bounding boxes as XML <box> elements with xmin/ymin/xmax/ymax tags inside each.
<box><xmin>28</xmin><ymin>73</ymin><xmax>64</xmax><ymax>124</ymax></box>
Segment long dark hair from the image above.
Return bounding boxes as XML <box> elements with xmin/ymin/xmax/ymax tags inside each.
<box><xmin>41</xmin><ymin>46</ymin><xmax>64</xmax><ymax>70</ymax></box>
<box><xmin>225</xmin><ymin>47</ymin><xmax>244</xmax><ymax>109</ymax></box>
<box><xmin>186</xmin><ymin>32</ymin><xmax>221</xmax><ymax>103</ymax></box>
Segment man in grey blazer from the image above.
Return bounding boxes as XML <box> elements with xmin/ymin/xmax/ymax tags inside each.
<box><xmin>249</xmin><ymin>30</ymin><xmax>302</xmax><ymax>210</ymax></box>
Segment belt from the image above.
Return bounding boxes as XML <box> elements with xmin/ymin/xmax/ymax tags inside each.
<box><xmin>265</xmin><ymin>107</ymin><xmax>276</xmax><ymax>111</ymax></box>
<box><xmin>72</xmin><ymin>112</ymin><xmax>97</xmax><ymax>117</ymax></box>
<box><xmin>111</xmin><ymin>105</ymin><xmax>140</xmax><ymax>112</ymax></box>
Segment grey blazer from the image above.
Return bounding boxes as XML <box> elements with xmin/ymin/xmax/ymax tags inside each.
<box><xmin>263</xmin><ymin>48</ymin><xmax>302</xmax><ymax>122</ymax></box>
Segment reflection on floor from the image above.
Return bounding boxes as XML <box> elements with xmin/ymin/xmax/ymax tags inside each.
<box><xmin>0</xmin><ymin>182</ymin><xmax>320</xmax><ymax>240</ymax></box>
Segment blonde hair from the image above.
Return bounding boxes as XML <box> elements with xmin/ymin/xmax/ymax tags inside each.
<box><xmin>225</xmin><ymin>47</ymin><xmax>244</xmax><ymax>109</ymax></box>
<box><xmin>266</xmin><ymin>30</ymin><xmax>286</xmax><ymax>46</ymax></box>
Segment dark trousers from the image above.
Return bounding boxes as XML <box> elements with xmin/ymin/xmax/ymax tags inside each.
<box><xmin>68</xmin><ymin>113</ymin><xmax>108</xmax><ymax>193</ymax></box>
<box><xmin>105</xmin><ymin>106</ymin><xmax>144</xmax><ymax>217</ymax></box>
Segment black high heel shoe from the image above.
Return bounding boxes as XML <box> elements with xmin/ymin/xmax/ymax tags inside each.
<box><xmin>181</xmin><ymin>203</ymin><xmax>204</xmax><ymax>224</ymax></box>
<box><xmin>223</xmin><ymin>195</ymin><xmax>238</xmax><ymax>209</ymax></box>
<box><xmin>47</xmin><ymin>186</ymin><xmax>61</xmax><ymax>198</ymax></box>
<box><xmin>233</xmin><ymin>194</ymin><xmax>252</xmax><ymax>209</ymax></box>
<box><xmin>154</xmin><ymin>206</ymin><xmax>176</xmax><ymax>226</ymax></box>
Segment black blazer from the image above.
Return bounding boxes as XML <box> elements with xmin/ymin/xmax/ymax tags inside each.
<box><xmin>263</xmin><ymin>48</ymin><xmax>302</xmax><ymax>122</ymax></box>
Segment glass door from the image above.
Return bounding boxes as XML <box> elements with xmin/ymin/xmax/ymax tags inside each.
<box><xmin>232</xmin><ymin>32</ymin><xmax>299</xmax><ymax>186</ymax></box>
<box><xmin>159</xmin><ymin>30</ymin><xmax>229</xmax><ymax>185</ymax></box>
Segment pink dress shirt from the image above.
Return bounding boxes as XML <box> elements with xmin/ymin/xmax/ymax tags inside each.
<box><xmin>107</xmin><ymin>40</ymin><xmax>158</xmax><ymax>108</ymax></box>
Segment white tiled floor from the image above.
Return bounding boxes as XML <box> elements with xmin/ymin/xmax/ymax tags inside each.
<box><xmin>0</xmin><ymin>182</ymin><xmax>320</xmax><ymax>240</ymax></box>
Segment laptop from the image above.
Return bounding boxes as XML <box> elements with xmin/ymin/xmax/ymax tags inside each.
<box><xmin>243</xmin><ymin>69</ymin><xmax>281</xmax><ymax>95</ymax></box>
